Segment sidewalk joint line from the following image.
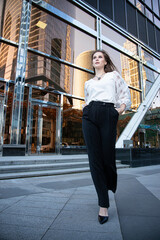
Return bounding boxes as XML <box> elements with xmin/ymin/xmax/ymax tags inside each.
<box><xmin>40</xmin><ymin>188</ymin><xmax>77</xmax><ymax>240</ymax></box>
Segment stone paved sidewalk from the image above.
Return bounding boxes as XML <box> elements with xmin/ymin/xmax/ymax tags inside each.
<box><xmin>0</xmin><ymin>165</ymin><xmax>160</xmax><ymax>240</ymax></box>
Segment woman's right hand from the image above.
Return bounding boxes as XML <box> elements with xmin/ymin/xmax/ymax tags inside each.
<box><xmin>82</xmin><ymin>103</ymin><xmax>87</xmax><ymax>109</ymax></box>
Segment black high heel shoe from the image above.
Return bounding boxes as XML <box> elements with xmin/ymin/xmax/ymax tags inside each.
<box><xmin>98</xmin><ymin>215</ymin><xmax>109</xmax><ymax>224</ymax></box>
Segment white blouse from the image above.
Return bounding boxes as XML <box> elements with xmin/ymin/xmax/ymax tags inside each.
<box><xmin>84</xmin><ymin>71</ymin><xmax>131</xmax><ymax>110</ymax></box>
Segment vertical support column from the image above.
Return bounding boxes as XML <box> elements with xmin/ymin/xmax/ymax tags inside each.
<box><xmin>29</xmin><ymin>102</ymin><xmax>34</xmax><ymax>155</ymax></box>
<box><xmin>96</xmin><ymin>17</ymin><xmax>102</xmax><ymax>50</ymax></box>
<box><xmin>55</xmin><ymin>94</ymin><xmax>63</xmax><ymax>154</ymax></box>
<box><xmin>138</xmin><ymin>45</ymin><xmax>145</xmax><ymax>102</ymax></box>
<box><xmin>10</xmin><ymin>0</ymin><xmax>31</xmax><ymax>144</ymax></box>
<box><xmin>25</xmin><ymin>86</ymin><xmax>32</xmax><ymax>154</ymax></box>
<box><xmin>37</xmin><ymin>105</ymin><xmax>43</xmax><ymax>154</ymax></box>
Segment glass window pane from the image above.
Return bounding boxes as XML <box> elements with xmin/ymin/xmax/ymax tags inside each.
<box><xmin>0</xmin><ymin>43</ymin><xmax>17</xmax><ymax>80</ymax></box>
<box><xmin>1</xmin><ymin>0</ymin><xmax>22</xmax><ymax>42</ymax></box>
<box><xmin>141</xmin><ymin>48</ymin><xmax>160</xmax><ymax>69</ymax></box>
<box><xmin>102</xmin><ymin>43</ymin><xmax>140</xmax><ymax>87</ymax></box>
<box><xmin>136</xmin><ymin>0</ymin><xmax>145</xmax><ymax>13</ymax></box>
<box><xmin>74</xmin><ymin>5</ymin><xmax>96</xmax><ymax>29</ymax></box>
<box><xmin>42</xmin><ymin>0</ymin><xmax>96</xmax><ymax>28</ymax></box>
<box><xmin>145</xmin><ymin>0</ymin><xmax>152</xmax><ymax>9</ymax></box>
<box><xmin>102</xmin><ymin>43</ymin><xmax>140</xmax><ymax>110</ymax></box>
<box><xmin>156</xmin><ymin>27</ymin><xmax>160</xmax><ymax>54</ymax></box>
<box><xmin>25</xmin><ymin>52</ymin><xmax>93</xmax><ymax>96</ymax></box>
<box><xmin>138</xmin><ymin>12</ymin><xmax>147</xmax><ymax>44</ymax></box>
<box><xmin>141</xmin><ymin>48</ymin><xmax>160</xmax><ymax>74</ymax></box>
<box><xmin>99</xmin><ymin>0</ymin><xmax>113</xmax><ymax>20</ymax></box>
<box><xmin>4</xmin><ymin>83</ymin><xmax>14</xmax><ymax>144</ymax></box>
<box><xmin>102</xmin><ymin>22</ymin><xmax>138</xmax><ymax>55</ymax></box>
<box><xmin>146</xmin><ymin>8</ymin><xmax>153</xmax><ymax>21</ymax></box>
<box><xmin>142</xmin><ymin>66</ymin><xmax>159</xmax><ymax>96</ymax></box>
<box><xmin>41</xmin><ymin>107</ymin><xmax>56</xmax><ymax>153</ymax></box>
<box><xmin>28</xmin><ymin>6</ymin><xmax>96</xmax><ymax>70</ymax></box>
<box><xmin>154</xmin><ymin>16</ymin><xmax>160</xmax><ymax>28</ymax></box>
<box><xmin>152</xmin><ymin>0</ymin><xmax>159</xmax><ymax>16</ymax></box>
<box><xmin>82</xmin><ymin>0</ymin><xmax>97</xmax><ymax>9</ymax></box>
<box><xmin>62</xmin><ymin>96</ymin><xmax>85</xmax><ymax>149</ymax></box>
<box><xmin>128</xmin><ymin>0</ymin><xmax>135</xmax><ymax>5</ymax></box>
<box><xmin>130</xmin><ymin>89</ymin><xmax>141</xmax><ymax>110</ymax></box>
<box><xmin>114</xmin><ymin>0</ymin><xmax>126</xmax><ymax>28</ymax></box>
<box><xmin>147</xmin><ymin>20</ymin><xmax>156</xmax><ymax>50</ymax></box>
<box><xmin>137</xmin><ymin>95</ymin><xmax>160</xmax><ymax>148</ymax></box>
<box><xmin>127</xmin><ymin>2</ymin><xmax>138</xmax><ymax>37</ymax></box>
<box><xmin>151</xmin><ymin>89</ymin><xmax>160</xmax><ymax>109</ymax></box>
<box><xmin>118</xmin><ymin>111</ymin><xmax>135</xmax><ymax>143</ymax></box>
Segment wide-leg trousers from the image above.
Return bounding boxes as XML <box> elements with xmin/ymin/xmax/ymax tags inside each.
<box><xmin>82</xmin><ymin>101</ymin><xmax>119</xmax><ymax>208</ymax></box>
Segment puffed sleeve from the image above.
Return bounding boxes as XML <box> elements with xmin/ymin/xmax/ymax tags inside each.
<box><xmin>114</xmin><ymin>71</ymin><xmax>131</xmax><ymax>110</ymax></box>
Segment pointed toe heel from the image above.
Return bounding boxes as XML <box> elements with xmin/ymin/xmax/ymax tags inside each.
<box><xmin>98</xmin><ymin>215</ymin><xmax>109</xmax><ymax>224</ymax></box>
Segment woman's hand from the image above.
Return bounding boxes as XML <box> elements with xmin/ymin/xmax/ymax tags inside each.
<box><xmin>115</xmin><ymin>103</ymin><xmax>126</xmax><ymax>115</ymax></box>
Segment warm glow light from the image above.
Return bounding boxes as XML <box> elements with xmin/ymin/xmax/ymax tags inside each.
<box><xmin>36</xmin><ymin>21</ymin><xmax>47</xmax><ymax>29</ymax></box>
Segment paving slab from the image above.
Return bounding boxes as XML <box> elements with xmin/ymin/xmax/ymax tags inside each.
<box><xmin>137</xmin><ymin>173</ymin><xmax>160</xmax><ymax>200</ymax></box>
<box><xmin>0</xmin><ymin>213</ymin><xmax>54</xmax><ymax>228</ymax></box>
<box><xmin>0</xmin><ymin>224</ymin><xmax>45</xmax><ymax>240</ymax></box>
<box><xmin>42</xmin><ymin>229</ymin><xmax>122</xmax><ymax>240</ymax></box>
<box><xmin>116</xmin><ymin>165</ymin><xmax>160</xmax><ymax>240</ymax></box>
<box><xmin>0</xmin><ymin>164</ymin><xmax>160</xmax><ymax>240</ymax></box>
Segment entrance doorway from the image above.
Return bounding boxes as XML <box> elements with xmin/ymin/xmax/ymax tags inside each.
<box><xmin>28</xmin><ymin>104</ymin><xmax>57</xmax><ymax>154</ymax></box>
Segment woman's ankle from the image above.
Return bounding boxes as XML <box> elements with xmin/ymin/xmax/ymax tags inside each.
<box><xmin>99</xmin><ymin>207</ymin><xmax>108</xmax><ymax>216</ymax></box>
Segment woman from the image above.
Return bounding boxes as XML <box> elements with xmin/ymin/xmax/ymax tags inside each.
<box><xmin>82</xmin><ymin>50</ymin><xmax>131</xmax><ymax>224</ymax></box>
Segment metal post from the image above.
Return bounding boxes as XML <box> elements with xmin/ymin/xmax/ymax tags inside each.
<box><xmin>37</xmin><ymin>105</ymin><xmax>43</xmax><ymax>154</ymax></box>
<box><xmin>55</xmin><ymin>94</ymin><xmax>63</xmax><ymax>154</ymax></box>
<box><xmin>138</xmin><ymin>45</ymin><xmax>145</xmax><ymax>102</ymax></box>
<box><xmin>25</xmin><ymin>86</ymin><xmax>32</xmax><ymax>154</ymax></box>
<box><xmin>10</xmin><ymin>0</ymin><xmax>31</xmax><ymax>144</ymax></box>
<box><xmin>96</xmin><ymin>16</ymin><xmax>101</xmax><ymax>50</ymax></box>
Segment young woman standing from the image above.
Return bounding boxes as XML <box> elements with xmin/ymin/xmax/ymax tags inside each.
<box><xmin>82</xmin><ymin>50</ymin><xmax>131</xmax><ymax>224</ymax></box>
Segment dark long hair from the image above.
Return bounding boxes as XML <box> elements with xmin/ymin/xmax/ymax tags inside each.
<box><xmin>92</xmin><ymin>50</ymin><xmax>117</xmax><ymax>73</ymax></box>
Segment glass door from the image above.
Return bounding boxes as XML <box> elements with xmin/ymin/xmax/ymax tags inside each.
<box><xmin>29</xmin><ymin>104</ymin><xmax>57</xmax><ymax>154</ymax></box>
<box><xmin>41</xmin><ymin>106</ymin><xmax>57</xmax><ymax>153</ymax></box>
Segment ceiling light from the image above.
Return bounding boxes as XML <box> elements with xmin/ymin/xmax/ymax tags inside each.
<box><xmin>36</xmin><ymin>21</ymin><xmax>47</xmax><ymax>29</ymax></box>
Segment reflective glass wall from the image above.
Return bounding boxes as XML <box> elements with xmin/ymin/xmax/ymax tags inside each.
<box><xmin>0</xmin><ymin>0</ymin><xmax>159</xmax><ymax>154</ymax></box>
<box><xmin>83</xmin><ymin>0</ymin><xmax>160</xmax><ymax>53</ymax></box>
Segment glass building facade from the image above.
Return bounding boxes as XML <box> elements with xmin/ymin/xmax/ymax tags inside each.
<box><xmin>0</xmin><ymin>0</ymin><xmax>160</xmax><ymax>155</ymax></box>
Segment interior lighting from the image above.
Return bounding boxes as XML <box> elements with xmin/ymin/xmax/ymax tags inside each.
<box><xmin>36</xmin><ymin>21</ymin><xmax>47</xmax><ymax>29</ymax></box>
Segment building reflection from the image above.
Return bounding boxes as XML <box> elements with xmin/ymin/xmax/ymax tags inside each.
<box><xmin>73</xmin><ymin>50</ymin><xmax>93</xmax><ymax>109</ymax></box>
<box><xmin>0</xmin><ymin>0</ymin><xmax>21</xmax><ymax>80</ymax></box>
<box><xmin>141</xmin><ymin>50</ymin><xmax>155</xmax><ymax>96</ymax></box>
<box><xmin>0</xmin><ymin>0</ymin><xmax>159</xmax><ymax>153</ymax></box>
<box><xmin>121</xmin><ymin>40</ymin><xmax>140</xmax><ymax>110</ymax></box>
<box><xmin>64</xmin><ymin>25</ymin><xmax>72</xmax><ymax>93</ymax></box>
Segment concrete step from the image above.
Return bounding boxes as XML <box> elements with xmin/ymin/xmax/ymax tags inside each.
<box><xmin>0</xmin><ymin>163</ymin><xmax>130</xmax><ymax>180</ymax></box>
<box><xmin>0</xmin><ymin>167</ymin><xmax>90</xmax><ymax>180</ymax></box>
<box><xmin>116</xmin><ymin>163</ymin><xmax>130</xmax><ymax>168</ymax></box>
<box><xmin>0</xmin><ymin>161</ymin><xmax>89</xmax><ymax>173</ymax></box>
<box><xmin>0</xmin><ymin>154</ymin><xmax>88</xmax><ymax>166</ymax></box>
<box><xmin>0</xmin><ymin>154</ymin><xmax>130</xmax><ymax>180</ymax></box>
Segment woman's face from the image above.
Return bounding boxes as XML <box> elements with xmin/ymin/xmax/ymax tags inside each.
<box><xmin>92</xmin><ymin>52</ymin><xmax>107</xmax><ymax>70</ymax></box>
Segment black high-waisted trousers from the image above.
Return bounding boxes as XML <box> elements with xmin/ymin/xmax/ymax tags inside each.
<box><xmin>82</xmin><ymin>101</ymin><xmax>119</xmax><ymax>208</ymax></box>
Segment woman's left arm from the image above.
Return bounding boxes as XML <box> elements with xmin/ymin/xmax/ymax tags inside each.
<box><xmin>116</xmin><ymin>103</ymin><xmax>126</xmax><ymax>115</ymax></box>
<box><xmin>115</xmin><ymin>72</ymin><xmax>131</xmax><ymax>115</ymax></box>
